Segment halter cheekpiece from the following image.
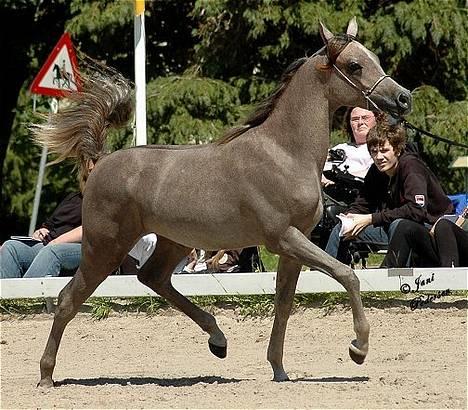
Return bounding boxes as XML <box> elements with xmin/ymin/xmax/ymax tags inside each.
<box><xmin>326</xmin><ymin>34</ymin><xmax>390</xmax><ymax>112</ymax></box>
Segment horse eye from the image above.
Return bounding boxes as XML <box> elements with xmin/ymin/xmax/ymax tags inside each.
<box><xmin>348</xmin><ymin>62</ymin><xmax>362</xmax><ymax>73</ymax></box>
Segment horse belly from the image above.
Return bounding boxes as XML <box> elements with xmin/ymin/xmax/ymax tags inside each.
<box><xmin>140</xmin><ymin>189</ymin><xmax>257</xmax><ymax>250</ymax></box>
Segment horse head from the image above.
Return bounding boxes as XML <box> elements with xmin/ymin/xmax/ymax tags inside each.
<box><xmin>319</xmin><ymin>17</ymin><xmax>412</xmax><ymax>117</ymax></box>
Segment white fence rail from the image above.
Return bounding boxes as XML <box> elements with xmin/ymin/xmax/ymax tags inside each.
<box><xmin>1</xmin><ymin>268</ymin><xmax>466</xmax><ymax>299</ymax></box>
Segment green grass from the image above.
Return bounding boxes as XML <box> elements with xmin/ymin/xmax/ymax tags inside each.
<box><xmin>2</xmin><ymin>291</ymin><xmax>466</xmax><ymax>320</ymax></box>
<box><xmin>0</xmin><ymin>298</ymin><xmax>46</xmax><ymax>316</ymax></box>
<box><xmin>364</xmin><ymin>253</ymin><xmax>386</xmax><ymax>268</ymax></box>
<box><xmin>258</xmin><ymin>246</ymin><xmax>279</xmax><ymax>271</ymax></box>
<box><xmin>258</xmin><ymin>246</ymin><xmax>386</xmax><ymax>270</ymax></box>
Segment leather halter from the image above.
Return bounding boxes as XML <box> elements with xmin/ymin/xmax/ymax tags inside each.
<box><xmin>332</xmin><ymin>63</ymin><xmax>390</xmax><ymax>111</ymax></box>
<box><xmin>310</xmin><ymin>38</ymin><xmax>391</xmax><ymax>111</ymax></box>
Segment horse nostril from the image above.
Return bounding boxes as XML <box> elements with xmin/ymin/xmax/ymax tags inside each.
<box><xmin>397</xmin><ymin>92</ymin><xmax>412</xmax><ymax>111</ymax></box>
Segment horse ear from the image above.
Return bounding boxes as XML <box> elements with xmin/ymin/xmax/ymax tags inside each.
<box><xmin>346</xmin><ymin>16</ymin><xmax>358</xmax><ymax>37</ymax></box>
<box><xmin>319</xmin><ymin>21</ymin><xmax>334</xmax><ymax>44</ymax></box>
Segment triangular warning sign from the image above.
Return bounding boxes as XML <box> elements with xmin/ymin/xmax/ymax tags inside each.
<box><xmin>31</xmin><ymin>32</ymin><xmax>80</xmax><ymax>98</ymax></box>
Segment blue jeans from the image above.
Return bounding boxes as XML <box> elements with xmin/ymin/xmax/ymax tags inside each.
<box><xmin>325</xmin><ymin>219</ymin><xmax>402</xmax><ymax>264</ymax></box>
<box><xmin>0</xmin><ymin>240</ymin><xmax>82</xmax><ymax>278</ymax></box>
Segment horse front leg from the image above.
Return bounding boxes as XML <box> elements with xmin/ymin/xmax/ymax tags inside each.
<box><xmin>271</xmin><ymin>226</ymin><xmax>370</xmax><ymax>377</ymax></box>
<box><xmin>137</xmin><ymin>238</ymin><xmax>227</xmax><ymax>359</ymax></box>
<box><xmin>267</xmin><ymin>255</ymin><xmax>302</xmax><ymax>381</ymax></box>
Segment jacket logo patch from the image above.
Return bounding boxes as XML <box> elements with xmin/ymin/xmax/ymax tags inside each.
<box><xmin>415</xmin><ymin>194</ymin><xmax>425</xmax><ymax>207</ymax></box>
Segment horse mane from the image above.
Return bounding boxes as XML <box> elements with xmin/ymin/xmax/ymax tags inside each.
<box><xmin>216</xmin><ymin>57</ymin><xmax>308</xmax><ymax>145</ymax></box>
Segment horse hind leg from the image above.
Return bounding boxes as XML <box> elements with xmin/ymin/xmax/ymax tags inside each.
<box><xmin>137</xmin><ymin>237</ymin><xmax>228</xmax><ymax>358</ymax></box>
<box><xmin>38</xmin><ymin>268</ymin><xmax>105</xmax><ymax>387</ymax></box>
<box><xmin>38</xmin><ymin>238</ymin><xmax>132</xmax><ymax>387</ymax></box>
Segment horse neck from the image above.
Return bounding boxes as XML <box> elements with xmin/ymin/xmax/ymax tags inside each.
<box><xmin>260</xmin><ymin>57</ymin><xmax>332</xmax><ymax>166</ymax></box>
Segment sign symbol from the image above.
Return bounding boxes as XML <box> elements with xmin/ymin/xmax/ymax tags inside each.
<box><xmin>30</xmin><ymin>32</ymin><xmax>80</xmax><ymax>98</ymax></box>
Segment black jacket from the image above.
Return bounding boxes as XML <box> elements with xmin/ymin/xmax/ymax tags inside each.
<box><xmin>42</xmin><ymin>192</ymin><xmax>83</xmax><ymax>240</ymax></box>
<box><xmin>347</xmin><ymin>152</ymin><xmax>453</xmax><ymax>226</ymax></box>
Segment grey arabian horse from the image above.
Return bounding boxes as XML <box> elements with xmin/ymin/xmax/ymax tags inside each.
<box><xmin>33</xmin><ymin>19</ymin><xmax>411</xmax><ymax>387</ymax></box>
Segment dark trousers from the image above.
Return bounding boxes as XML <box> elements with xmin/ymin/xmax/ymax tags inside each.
<box><xmin>434</xmin><ymin>219</ymin><xmax>468</xmax><ymax>267</ymax></box>
<box><xmin>382</xmin><ymin>220</ymin><xmax>438</xmax><ymax>268</ymax></box>
<box><xmin>382</xmin><ymin>218</ymin><xmax>468</xmax><ymax>268</ymax></box>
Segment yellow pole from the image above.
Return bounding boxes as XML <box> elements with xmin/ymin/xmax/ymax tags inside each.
<box><xmin>135</xmin><ymin>0</ymin><xmax>145</xmax><ymax>16</ymax></box>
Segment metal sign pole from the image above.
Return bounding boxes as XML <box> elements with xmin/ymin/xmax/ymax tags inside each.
<box><xmin>28</xmin><ymin>98</ymin><xmax>58</xmax><ymax>235</ymax></box>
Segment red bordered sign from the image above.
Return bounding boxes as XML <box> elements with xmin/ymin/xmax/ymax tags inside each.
<box><xmin>30</xmin><ymin>32</ymin><xmax>81</xmax><ymax>98</ymax></box>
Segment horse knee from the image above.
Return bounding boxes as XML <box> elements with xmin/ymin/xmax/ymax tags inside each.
<box><xmin>337</xmin><ymin>265</ymin><xmax>360</xmax><ymax>291</ymax></box>
<box><xmin>347</xmin><ymin>269</ymin><xmax>360</xmax><ymax>288</ymax></box>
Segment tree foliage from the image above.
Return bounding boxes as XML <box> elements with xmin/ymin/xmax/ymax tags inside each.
<box><xmin>146</xmin><ymin>75</ymin><xmax>243</xmax><ymax>145</ymax></box>
<box><xmin>1</xmin><ymin>0</ymin><xmax>467</xmax><ymax>240</ymax></box>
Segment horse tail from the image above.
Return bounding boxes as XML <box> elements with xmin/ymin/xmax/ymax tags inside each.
<box><xmin>30</xmin><ymin>65</ymin><xmax>134</xmax><ymax>191</ymax></box>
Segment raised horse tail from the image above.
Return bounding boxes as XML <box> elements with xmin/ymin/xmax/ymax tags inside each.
<box><xmin>30</xmin><ymin>65</ymin><xmax>134</xmax><ymax>191</ymax></box>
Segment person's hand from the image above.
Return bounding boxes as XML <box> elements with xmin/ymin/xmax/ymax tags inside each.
<box><xmin>343</xmin><ymin>214</ymin><xmax>372</xmax><ymax>238</ymax></box>
<box><xmin>32</xmin><ymin>228</ymin><xmax>50</xmax><ymax>241</ymax></box>
<box><xmin>321</xmin><ymin>175</ymin><xmax>335</xmax><ymax>187</ymax></box>
<box><xmin>188</xmin><ymin>249</ymin><xmax>198</xmax><ymax>262</ymax></box>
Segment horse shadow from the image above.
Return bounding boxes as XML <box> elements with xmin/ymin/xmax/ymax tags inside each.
<box><xmin>294</xmin><ymin>376</ymin><xmax>369</xmax><ymax>383</ymax></box>
<box><xmin>55</xmin><ymin>375</ymin><xmax>247</xmax><ymax>387</ymax></box>
<box><xmin>55</xmin><ymin>375</ymin><xmax>368</xmax><ymax>387</ymax></box>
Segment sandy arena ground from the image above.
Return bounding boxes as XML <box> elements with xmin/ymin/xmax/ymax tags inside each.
<box><xmin>1</xmin><ymin>298</ymin><xmax>467</xmax><ymax>409</ymax></box>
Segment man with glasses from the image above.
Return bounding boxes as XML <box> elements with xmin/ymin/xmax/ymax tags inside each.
<box><xmin>322</xmin><ymin>107</ymin><xmax>376</xmax><ymax>186</ymax></box>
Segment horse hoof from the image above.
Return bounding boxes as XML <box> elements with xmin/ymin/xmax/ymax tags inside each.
<box><xmin>349</xmin><ymin>340</ymin><xmax>367</xmax><ymax>365</ymax></box>
<box><xmin>209</xmin><ymin>341</ymin><xmax>227</xmax><ymax>359</ymax></box>
<box><xmin>37</xmin><ymin>378</ymin><xmax>55</xmax><ymax>388</ymax></box>
<box><xmin>272</xmin><ymin>373</ymin><xmax>290</xmax><ymax>382</ymax></box>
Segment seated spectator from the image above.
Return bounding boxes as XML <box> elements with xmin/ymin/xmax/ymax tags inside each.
<box><xmin>179</xmin><ymin>249</ymin><xmax>209</xmax><ymax>273</ymax></box>
<box><xmin>383</xmin><ymin>207</ymin><xmax>467</xmax><ymax>268</ymax></box>
<box><xmin>0</xmin><ymin>192</ymin><xmax>83</xmax><ymax>278</ymax></box>
<box><xmin>0</xmin><ymin>157</ymin><xmax>99</xmax><ymax>279</ymax></box>
<box><xmin>208</xmin><ymin>249</ymin><xmax>242</xmax><ymax>273</ymax></box>
<box><xmin>325</xmin><ymin>115</ymin><xmax>454</xmax><ymax>265</ymax></box>
<box><xmin>322</xmin><ymin>107</ymin><xmax>375</xmax><ymax>187</ymax></box>
<box><xmin>179</xmin><ymin>249</ymin><xmax>242</xmax><ymax>274</ymax></box>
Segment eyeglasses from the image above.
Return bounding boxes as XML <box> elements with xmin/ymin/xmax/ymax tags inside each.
<box><xmin>351</xmin><ymin>115</ymin><xmax>374</xmax><ymax>122</ymax></box>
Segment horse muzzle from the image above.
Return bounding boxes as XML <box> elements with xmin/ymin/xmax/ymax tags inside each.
<box><xmin>396</xmin><ymin>90</ymin><xmax>412</xmax><ymax>115</ymax></box>
<box><xmin>370</xmin><ymin>86</ymin><xmax>412</xmax><ymax>118</ymax></box>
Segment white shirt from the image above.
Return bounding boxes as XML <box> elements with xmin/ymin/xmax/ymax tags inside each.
<box><xmin>128</xmin><ymin>233</ymin><xmax>158</xmax><ymax>267</ymax></box>
<box><xmin>323</xmin><ymin>143</ymin><xmax>372</xmax><ymax>179</ymax></box>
